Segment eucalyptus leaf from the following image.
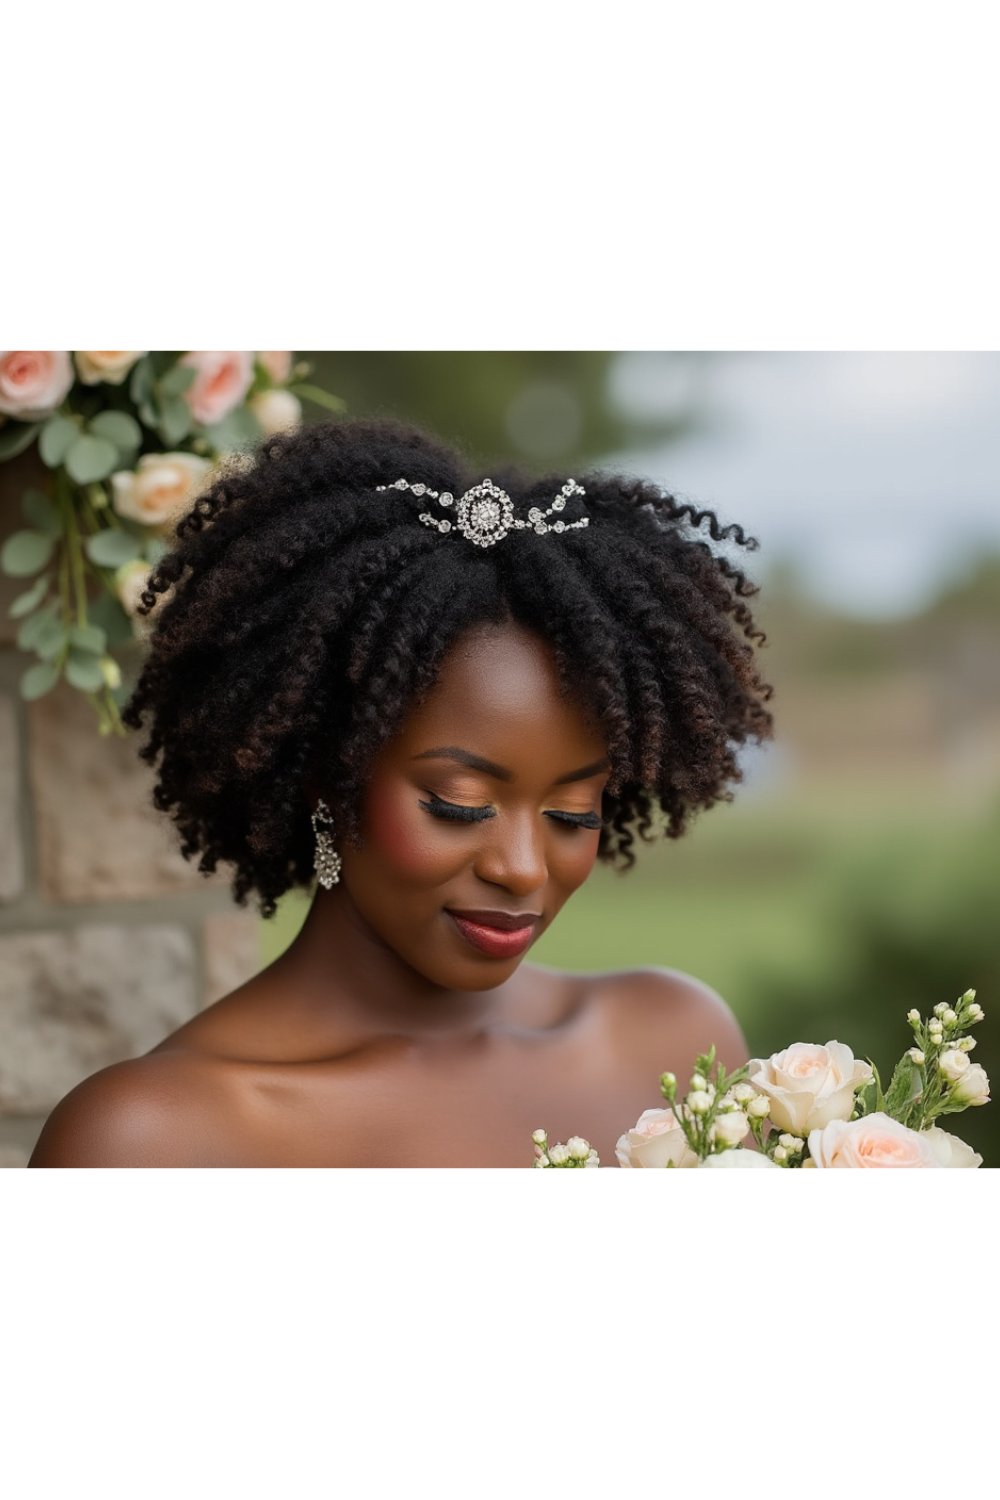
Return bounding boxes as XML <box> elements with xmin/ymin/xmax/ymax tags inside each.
<box><xmin>87</xmin><ymin>591</ymin><xmax>134</xmax><ymax>647</ymax></box>
<box><xmin>20</xmin><ymin>659</ymin><xmax>61</xmax><ymax>701</ymax></box>
<box><xmin>138</xmin><ymin>399</ymin><xmax>158</xmax><ymax>429</ymax></box>
<box><xmin>84</xmin><ymin>526</ymin><xmax>143</xmax><ymax>568</ymax></box>
<box><xmin>21</xmin><ymin>488</ymin><xmax>61</xmax><ymax>536</ymax></box>
<box><xmin>16</xmin><ymin>602</ymin><xmax>60</xmax><ymax>650</ymax></box>
<box><xmin>144</xmin><ymin>536</ymin><xmax>169</xmax><ymax>566</ymax></box>
<box><xmin>158</xmin><ymin>364</ymin><xmax>197</xmax><ymax>399</ymax></box>
<box><xmin>129</xmin><ymin>356</ymin><xmax>154</xmax><ymax>405</ymax></box>
<box><xmin>88</xmin><ymin>410</ymin><xmax>142</xmax><ymax>454</ymax></box>
<box><xmin>0</xmin><ymin>421</ymin><xmax>40</xmax><ymax>460</ymax></box>
<box><xmin>65</xmin><ymin>433</ymin><xmax>119</xmax><ymax>484</ymax></box>
<box><xmin>8</xmin><ymin>574</ymin><xmax>50</xmax><ymax>618</ymax></box>
<box><xmin>31</xmin><ymin>614</ymin><xmax>69</xmax><ymax>660</ymax></box>
<box><xmin>1</xmin><ymin>528</ymin><xmax>55</xmax><ymax>576</ymax></box>
<box><xmin>38</xmin><ymin>414</ymin><xmax>79</xmax><ymax>467</ymax></box>
<box><xmin>65</xmin><ymin>649</ymin><xmax>106</xmax><ymax>690</ymax></box>
<box><xmin>69</xmin><ymin>621</ymin><xmax>107</xmax><ymax>654</ymax></box>
<box><xmin>205</xmin><ymin>405</ymin><xmax>263</xmax><ymax>453</ymax></box>
<box><xmin>158</xmin><ymin>397</ymin><xmax>192</xmax><ymax>446</ymax></box>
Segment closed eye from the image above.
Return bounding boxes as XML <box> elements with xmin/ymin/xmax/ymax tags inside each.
<box><xmin>418</xmin><ymin>795</ymin><xmax>603</xmax><ymax>830</ymax></box>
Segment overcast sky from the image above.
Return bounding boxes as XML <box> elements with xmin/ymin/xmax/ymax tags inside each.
<box><xmin>602</xmin><ymin>353</ymin><xmax>1000</xmax><ymax>619</ymax></box>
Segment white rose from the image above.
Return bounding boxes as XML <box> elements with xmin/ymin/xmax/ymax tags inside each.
<box><xmin>921</xmin><ymin>1126</ymin><xmax>982</xmax><ymax>1168</ymax></box>
<box><xmin>0</xmin><ymin>350</ymin><xmax>73</xmax><ymax>419</ymax></box>
<box><xmin>699</xmin><ymin>1149</ymin><xmax>779</xmax><ymax>1168</ymax></box>
<box><xmin>250</xmin><ymin>388</ymin><xmax>302</xmax><ymax>436</ymax></box>
<box><xmin>938</xmin><ymin>1049</ymin><xmax>970</xmax><ymax>1082</ymax></box>
<box><xmin>807</xmin><ymin>1113</ymin><xmax>940</xmax><ymax>1168</ymax></box>
<box><xmin>711</xmin><ymin>1111</ymin><xmax>749</xmax><ymax>1148</ymax></box>
<box><xmin>746</xmin><ymin>1041</ymin><xmax>873</xmax><ymax>1135</ymax></box>
<box><xmin>74</xmin><ymin>351</ymin><xmax>145</xmax><ymax>386</ymax></box>
<box><xmin>615</xmin><ymin>1107</ymin><xmax>698</xmax><ymax>1169</ymax></box>
<box><xmin>951</xmin><ymin>1063</ymin><xmax>990</xmax><ymax>1106</ymax></box>
<box><xmin>110</xmin><ymin>452</ymin><xmax>213</xmax><ymax>530</ymax></box>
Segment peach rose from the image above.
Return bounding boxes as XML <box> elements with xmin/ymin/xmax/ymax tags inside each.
<box><xmin>0</xmin><ymin>351</ymin><xmax>73</xmax><ymax>420</ymax></box>
<box><xmin>615</xmin><ymin>1107</ymin><xmax>699</xmax><ymax>1168</ymax></box>
<box><xmin>178</xmin><ymin>351</ymin><xmax>254</xmax><ymax>426</ymax></box>
<box><xmin>807</xmin><ymin>1113</ymin><xmax>941</xmax><ymax>1168</ymax></box>
<box><xmin>110</xmin><ymin>452</ymin><xmax>213</xmax><ymax>530</ymax></box>
<box><xmin>257</xmin><ymin>350</ymin><xmax>292</xmax><ymax>383</ymax></box>
<box><xmin>921</xmin><ymin>1125</ymin><xmax>982</xmax><ymax>1168</ymax></box>
<box><xmin>74</xmin><ymin>351</ymin><xmax>145</xmax><ymax>386</ymax></box>
<box><xmin>250</xmin><ymin>388</ymin><xmax>302</xmax><ymax>436</ymax></box>
<box><xmin>746</xmin><ymin>1041</ymin><xmax>873</xmax><ymax>1135</ymax></box>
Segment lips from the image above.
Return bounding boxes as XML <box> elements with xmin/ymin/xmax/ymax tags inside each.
<box><xmin>445</xmin><ymin>908</ymin><xmax>540</xmax><ymax>959</ymax></box>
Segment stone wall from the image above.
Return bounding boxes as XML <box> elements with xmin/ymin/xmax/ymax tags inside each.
<box><xmin>0</xmin><ymin>462</ymin><xmax>262</xmax><ymax>1166</ymax></box>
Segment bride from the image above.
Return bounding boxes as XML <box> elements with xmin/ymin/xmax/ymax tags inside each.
<box><xmin>29</xmin><ymin>417</ymin><xmax>775</xmax><ymax>1167</ymax></box>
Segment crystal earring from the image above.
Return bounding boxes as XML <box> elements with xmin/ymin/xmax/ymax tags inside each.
<box><xmin>311</xmin><ymin>798</ymin><xmax>342</xmax><ymax>888</ymax></box>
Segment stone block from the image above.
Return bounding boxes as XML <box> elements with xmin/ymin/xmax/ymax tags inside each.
<box><xmin>0</xmin><ymin>694</ymin><xmax>24</xmax><ymax>901</ymax></box>
<box><xmin>203</xmin><ymin>908</ymin><xmax>262</xmax><ymax>1006</ymax></box>
<box><xmin>0</xmin><ymin>923</ymin><xmax>196</xmax><ymax>1114</ymax></box>
<box><xmin>27</xmin><ymin>679</ymin><xmax>232</xmax><ymax>902</ymax></box>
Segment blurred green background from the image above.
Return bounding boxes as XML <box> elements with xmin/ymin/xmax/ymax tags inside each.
<box><xmin>262</xmin><ymin>353</ymin><xmax>1000</xmax><ymax>1163</ymax></box>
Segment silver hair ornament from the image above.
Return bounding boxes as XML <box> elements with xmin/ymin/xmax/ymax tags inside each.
<box><xmin>375</xmin><ymin>477</ymin><xmax>589</xmax><ymax>549</ymax></box>
<box><xmin>311</xmin><ymin>798</ymin><xmax>342</xmax><ymax>888</ymax></box>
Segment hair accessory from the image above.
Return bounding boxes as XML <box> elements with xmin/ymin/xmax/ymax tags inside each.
<box><xmin>375</xmin><ymin>477</ymin><xmax>589</xmax><ymax>549</ymax></box>
<box><xmin>311</xmin><ymin>798</ymin><xmax>342</xmax><ymax>888</ymax></box>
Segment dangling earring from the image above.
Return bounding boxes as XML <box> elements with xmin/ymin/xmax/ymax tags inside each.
<box><xmin>311</xmin><ymin>798</ymin><xmax>342</xmax><ymax>888</ymax></box>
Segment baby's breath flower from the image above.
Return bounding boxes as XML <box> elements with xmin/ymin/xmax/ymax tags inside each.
<box><xmin>729</xmin><ymin>1081</ymin><xmax>758</xmax><ymax>1104</ymax></box>
<box><xmin>773</xmin><ymin>1145</ymin><xmax>788</xmax><ymax>1164</ymax></box>
<box><xmin>943</xmin><ymin>1008</ymin><xmax>958</xmax><ymax>1025</ymax></box>
<box><xmin>531</xmin><ymin>1128</ymin><xmax>547</xmax><ymax>1147</ymax></box>
<box><xmin>567</xmin><ymin>1136</ymin><xmax>591</xmax><ymax>1161</ymax></box>
<box><xmin>689</xmin><ymin>1074</ymin><xmax>708</xmax><ymax>1093</ymax></box>
<box><xmin>687</xmin><ymin>1091</ymin><xmax>712</xmax><ymax>1115</ymax></box>
<box><xmin>534</xmin><ymin>1156</ymin><xmax>550</xmax><ymax>1168</ymax></box>
<box><xmin>584</xmin><ymin>1150</ymin><xmax>600</xmax><ymax>1168</ymax></box>
<box><xmin>747</xmin><ymin>1095</ymin><xmax>771</xmax><ymax>1120</ymax></box>
<box><xmin>968</xmin><ymin>1003</ymin><xmax>984</xmax><ymax>1023</ymax></box>
<box><xmin>933</xmin><ymin>1003</ymin><xmax>948</xmax><ymax>1018</ymax></box>
<box><xmin>778</xmin><ymin>1133</ymin><xmax>804</xmax><ymax>1154</ymax></box>
<box><xmin>907</xmin><ymin>1048</ymin><xmax>926</xmax><ymax>1066</ymax></box>
<box><xmin>958</xmin><ymin>1037</ymin><xmax>976</xmax><ymax>1051</ymax></box>
<box><xmin>907</xmin><ymin>1009</ymin><xmax>921</xmax><ymax>1025</ymax></box>
<box><xmin>711</xmin><ymin>1111</ymin><xmax>749</xmax><ymax>1148</ymax></box>
<box><xmin>548</xmin><ymin>1143</ymin><xmax>570</xmax><ymax>1165</ymax></box>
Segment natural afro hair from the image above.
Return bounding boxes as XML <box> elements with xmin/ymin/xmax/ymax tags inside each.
<box><xmin>123</xmin><ymin>415</ymin><xmax>775</xmax><ymax>917</ymax></box>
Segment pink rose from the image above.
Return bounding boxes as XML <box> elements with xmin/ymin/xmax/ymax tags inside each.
<box><xmin>74</xmin><ymin>351</ymin><xmax>145</xmax><ymax>386</ymax></box>
<box><xmin>110</xmin><ymin>452</ymin><xmax>213</xmax><ymax>530</ymax></box>
<box><xmin>807</xmin><ymin>1113</ymin><xmax>941</xmax><ymax>1168</ymax></box>
<box><xmin>177</xmin><ymin>351</ymin><xmax>254</xmax><ymax>426</ymax></box>
<box><xmin>615</xmin><ymin>1107</ymin><xmax>699</xmax><ymax>1168</ymax></box>
<box><xmin>257</xmin><ymin>350</ymin><xmax>292</xmax><ymax>383</ymax></box>
<box><xmin>0</xmin><ymin>351</ymin><xmax>73</xmax><ymax>420</ymax></box>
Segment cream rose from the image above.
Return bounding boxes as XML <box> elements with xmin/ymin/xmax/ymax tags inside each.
<box><xmin>938</xmin><ymin>1049</ymin><xmax>970</xmax><ymax>1083</ymax></box>
<box><xmin>951</xmin><ymin>1063</ymin><xmax>990</xmax><ymax>1106</ymax></box>
<box><xmin>921</xmin><ymin>1126</ymin><xmax>982</xmax><ymax>1168</ymax></box>
<box><xmin>178</xmin><ymin>350</ymin><xmax>254</xmax><ymax>426</ymax></box>
<box><xmin>0</xmin><ymin>351</ymin><xmax>73</xmax><ymax>419</ymax></box>
<box><xmin>807</xmin><ymin>1113</ymin><xmax>941</xmax><ymax>1168</ymax></box>
<box><xmin>746</xmin><ymin>1041</ymin><xmax>873</xmax><ymax>1135</ymax></box>
<box><xmin>699</xmin><ymin>1149</ymin><xmax>779</xmax><ymax>1168</ymax></box>
<box><xmin>110</xmin><ymin>452</ymin><xmax>213</xmax><ymax>530</ymax></box>
<box><xmin>114</xmin><ymin>560</ymin><xmax>153</xmax><ymax>617</ymax></box>
<box><xmin>74</xmin><ymin>351</ymin><xmax>145</xmax><ymax>386</ymax></box>
<box><xmin>615</xmin><ymin>1108</ymin><xmax>698</xmax><ymax>1169</ymax></box>
<box><xmin>250</xmin><ymin>388</ymin><xmax>302</xmax><ymax>436</ymax></box>
<box><xmin>257</xmin><ymin>350</ymin><xmax>292</xmax><ymax>383</ymax></box>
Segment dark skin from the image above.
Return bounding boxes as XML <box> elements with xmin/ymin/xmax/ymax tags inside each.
<box><xmin>29</xmin><ymin>620</ymin><xmax>748</xmax><ymax>1167</ymax></box>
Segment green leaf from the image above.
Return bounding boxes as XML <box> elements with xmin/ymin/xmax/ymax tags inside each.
<box><xmin>204</xmin><ymin>405</ymin><xmax>263</xmax><ymax>453</ymax></box>
<box><xmin>8</xmin><ymin>574</ymin><xmax>50</xmax><ymax>618</ymax></box>
<box><xmin>88</xmin><ymin>410</ymin><xmax>142</xmax><ymax>455</ymax></box>
<box><xmin>129</xmin><ymin>356</ymin><xmax>154</xmax><ymax>405</ymax></box>
<box><xmin>20</xmin><ymin>659</ymin><xmax>60</xmax><ymax>700</ymax></box>
<box><xmin>16</xmin><ymin>602</ymin><xmax>60</xmax><ymax>650</ymax></box>
<box><xmin>1</xmin><ymin>528</ymin><xmax>56</xmax><ymax>576</ymax></box>
<box><xmin>158</xmin><ymin>397</ymin><xmax>193</xmax><ymax>446</ymax></box>
<box><xmin>38</xmin><ymin>414</ymin><xmax>79</xmax><ymax>467</ymax></box>
<box><xmin>23</xmin><ymin>611</ymin><xmax>67</xmax><ymax>659</ymax></box>
<box><xmin>65</xmin><ymin>649</ymin><xmax>106</xmax><ymax>690</ymax></box>
<box><xmin>883</xmin><ymin>1055</ymin><xmax>923</xmax><ymax>1123</ymax></box>
<box><xmin>0</xmin><ymin>421</ymin><xmax>41</xmax><ymax>460</ymax></box>
<box><xmin>288</xmin><ymin>382</ymin><xmax>346</xmax><ymax>415</ymax></box>
<box><xmin>138</xmin><ymin>399</ymin><xmax>158</xmax><ymax>429</ymax></box>
<box><xmin>87</xmin><ymin>591</ymin><xmax>134</xmax><ymax>647</ymax></box>
<box><xmin>21</xmin><ymin>487</ymin><xmax>62</xmax><ymax>536</ymax></box>
<box><xmin>158</xmin><ymin>363</ymin><xmax>197</xmax><ymax>399</ymax></box>
<box><xmin>68</xmin><ymin>622</ymin><xmax>107</xmax><ymax>655</ymax></box>
<box><xmin>84</xmin><ymin>526</ymin><xmax>143</xmax><ymax>568</ymax></box>
<box><xmin>144</xmin><ymin>536</ymin><xmax>169</xmax><ymax>566</ymax></box>
<box><xmin>65</xmin><ymin>433</ymin><xmax>120</xmax><ymax>484</ymax></box>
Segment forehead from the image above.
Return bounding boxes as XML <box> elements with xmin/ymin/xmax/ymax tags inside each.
<box><xmin>391</xmin><ymin>620</ymin><xmax>607</xmax><ymax>765</ymax></box>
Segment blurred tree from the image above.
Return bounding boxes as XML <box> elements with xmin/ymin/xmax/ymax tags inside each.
<box><xmin>303</xmin><ymin>352</ymin><xmax>705</xmax><ymax>469</ymax></box>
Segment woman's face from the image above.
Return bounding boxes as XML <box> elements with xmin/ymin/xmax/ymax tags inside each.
<box><xmin>338</xmin><ymin>619</ymin><xmax>611</xmax><ymax>991</ymax></box>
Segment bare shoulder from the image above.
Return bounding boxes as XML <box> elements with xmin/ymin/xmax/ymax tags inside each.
<box><xmin>591</xmin><ymin>965</ymin><xmax>749</xmax><ymax>1077</ymax></box>
<box><xmin>27</xmin><ymin>1051</ymin><xmax>235</xmax><ymax>1168</ymax></box>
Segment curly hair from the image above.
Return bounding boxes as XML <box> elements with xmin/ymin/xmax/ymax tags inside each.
<box><xmin>122</xmin><ymin>416</ymin><xmax>775</xmax><ymax>917</ymax></box>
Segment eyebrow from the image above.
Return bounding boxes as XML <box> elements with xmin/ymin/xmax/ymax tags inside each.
<box><xmin>411</xmin><ymin>746</ymin><xmax>611</xmax><ymax>785</ymax></box>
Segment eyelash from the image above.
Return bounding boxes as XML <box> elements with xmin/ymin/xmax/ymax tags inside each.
<box><xmin>418</xmin><ymin>793</ymin><xmax>603</xmax><ymax>831</ymax></box>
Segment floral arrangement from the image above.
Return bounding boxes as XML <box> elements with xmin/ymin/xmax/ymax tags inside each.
<box><xmin>0</xmin><ymin>351</ymin><xmax>342</xmax><ymax>734</ymax></box>
<box><xmin>533</xmin><ymin>987</ymin><xmax>989</xmax><ymax>1168</ymax></box>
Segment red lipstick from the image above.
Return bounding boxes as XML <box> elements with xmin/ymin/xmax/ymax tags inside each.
<box><xmin>446</xmin><ymin>908</ymin><xmax>540</xmax><ymax>959</ymax></box>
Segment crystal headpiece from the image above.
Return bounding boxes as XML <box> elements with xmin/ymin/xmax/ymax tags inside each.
<box><xmin>375</xmin><ymin>476</ymin><xmax>589</xmax><ymax>549</ymax></box>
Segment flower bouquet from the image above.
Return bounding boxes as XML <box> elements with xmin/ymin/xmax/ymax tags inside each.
<box><xmin>533</xmin><ymin>988</ymin><xmax>989</xmax><ymax>1168</ymax></box>
<box><xmin>0</xmin><ymin>351</ymin><xmax>342</xmax><ymax>734</ymax></box>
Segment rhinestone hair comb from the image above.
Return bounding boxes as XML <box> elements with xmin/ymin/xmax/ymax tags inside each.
<box><xmin>374</xmin><ymin>476</ymin><xmax>589</xmax><ymax>549</ymax></box>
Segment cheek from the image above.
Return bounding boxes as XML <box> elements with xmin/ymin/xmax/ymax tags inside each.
<box><xmin>551</xmin><ymin>831</ymin><xmax>602</xmax><ymax>891</ymax></box>
<box><xmin>363</xmin><ymin>786</ymin><xmax>458</xmax><ymax>883</ymax></box>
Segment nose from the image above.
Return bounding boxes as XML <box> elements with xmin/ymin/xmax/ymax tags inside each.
<box><xmin>472</xmin><ymin>807</ymin><xmax>548</xmax><ymax>898</ymax></box>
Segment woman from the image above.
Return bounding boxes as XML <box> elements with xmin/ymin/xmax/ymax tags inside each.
<box><xmin>29</xmin><ymin>416</ymin><xmax>775</xmax><ymax>1167</ymax></box>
